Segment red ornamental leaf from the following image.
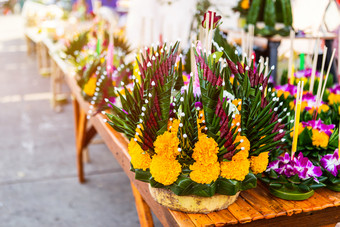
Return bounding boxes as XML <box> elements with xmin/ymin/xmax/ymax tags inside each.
<box><xmin>237</xmin><ymin>62</ymin><xmax>244</xmax><ymax>74</ymax></box>
<box><xmin>273</xmin><ymin>132</ymin><xmax>285</xmax><ymax>141</ymax></box>
<box><xmin>226</xmin><ymin>59</ymin><xmax>238</xmax><ymax>75</ymax></box>
<box><xmin>223</xmin><ymin>150</ymin><xmax>234</xmax><ymax>160</ymax></box>
<box><xmin>259</xmin><ymin>73</ymin><xmax>264</xmax><ymax>84</ymax></box>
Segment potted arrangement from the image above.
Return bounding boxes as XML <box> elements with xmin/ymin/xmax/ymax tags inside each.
<box><xmin>103</xmin><ymin>12</ymin><xmax>289</xmax><ymax>213</ymax></box>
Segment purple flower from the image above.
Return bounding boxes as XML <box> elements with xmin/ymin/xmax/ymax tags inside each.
<box><xmin>267</xmin><ymin>152</ymin><xmax>322</xmax><ymax>182</ymax></box>
<box><xmin>274</xmin><ymin>84</ymin><xmax>297</xmax><ymax>96</ymax></box>
<box><xmin>107</xmin><ymin>96</ymin><xmax>116</xmax><ymax>108</ymax></box>
<box><xmin>195</xmin><ymin>101</ymin><xmax>203</xmax><ymax>110</ymax></box>
<box><xmin>329</xmin><ymin>84</ymin><xmax>340</xmax><ymax>94</ymax></box>
<box><xmin>301</xmin><ymin>119</ymin><xmax>335</xmax><ymax>137</ymax></box>
<box><xmin>320</xmin><ymin>149</ymin><xmax>340</xmax><ymax>177</ymax></box>
<box><xmin>294</xmin><ymin>68</ymin><xmax>320</xmax><ymax>78</ymax></box>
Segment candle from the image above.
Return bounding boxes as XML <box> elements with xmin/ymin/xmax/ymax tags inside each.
<box><xmin>289</xmin><ymin>63</ymin><xmax>295</xmax><ymax>84</ymax></box>
<box><xmin>291</xmin><ymin>81</ymin><xmax>304</xmax><ymax>159</ymax></box>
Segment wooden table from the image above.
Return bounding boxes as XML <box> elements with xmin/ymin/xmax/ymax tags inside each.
<box><xmin>49</xmin><ymin>50</ymin><xmax>340</xmax><ymax>226</ymax></box>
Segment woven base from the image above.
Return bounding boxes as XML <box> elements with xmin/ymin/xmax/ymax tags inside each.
<box><xmin>326</xmin><ymin>183</ymin><xmax>340</xmax><ymax>192</ymax></box>
<box><xmin>269</xmin><ymin>186</ymin><xmax>314</xmax><ymax>201</ymax></box>
<box><xmin>149</xmin><ymin>185</ymin><xmax>239</xmax><ymax>214</ymax></box>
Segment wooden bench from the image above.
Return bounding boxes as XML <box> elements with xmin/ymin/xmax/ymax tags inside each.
<box><xmin>50</xmin><ymin>50</ymin><xmax>340</xmax><ymax>227</ymax></box>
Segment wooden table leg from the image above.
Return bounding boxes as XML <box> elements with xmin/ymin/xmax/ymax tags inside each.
<box><xmin>72</xmin><ymin>96</ymin><xmax>87</xmax><ymax>183</ymax></box>
<box><xmin>130</xmin><ymin>182</ymin><xmax>154</xmax><ymax>227</ymax></box>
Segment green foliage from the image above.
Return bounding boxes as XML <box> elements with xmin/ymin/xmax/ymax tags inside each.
<box><xmin>64</xmin><ymin>31</ymin><xmax>89</xmax><ymax>59</ymax></box>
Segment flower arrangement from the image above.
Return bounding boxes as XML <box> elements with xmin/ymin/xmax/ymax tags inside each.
<box><xmin>62</xmin><ymin>26</ymin><xmax>133</xmax><ymax>114</ymax></box>
<box><xmin>103</xmin><ymin>12</ymin><xmax>290</xmax><ymax>209</ymax></box>
<box><xmin>320</xmin><ymin>149</ymin><xmax>340</xmax><ymax>191</ymax></box>
<box><xmin>262</xmin><ymin>152</ymin><xmax>325</xmax><ymax>200</ymax></box>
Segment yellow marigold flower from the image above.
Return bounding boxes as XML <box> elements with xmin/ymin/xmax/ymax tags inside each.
<box><xmin>232</xmin><ymin>99</ymin><xmax>242</xmax><ymax>111</ymax></box>
<box><xmin>250</xmin><ymin>152</ymin><xmax>269</xmax><ymax>174</ymax></box>
<box><xmin>234</xmin><ymin>135</ymin><xmax>250</xmax><ymax>155</ymax></box>
<box><xmin>134</xmin><ymin>124</ymin><xmax>143</xmax><ymax>142</ymax></box>
<box><xmin>232</xmin><ymin>114</ymin><xmax>241</xmax><ymax>130</ymax></box>
<box><xmin>128</xmin><ymin>138</ymin><xmax>151</xmax><ymax>171</ymax></box>
<box><xmin>167</xmin><ymin>119</ymin><xmax>180</xmax><ymax>134</ymax></box>
<box><xmin>240</xmin><ymin>0</ymin><xmax>249</xmax><ymax>10</ymax></box>
<box><xmin>220</xmin><ymin>158</ymin><xmax>250</xmax><ymax>181</ymax></box>
<box><xmin>328</xmin><ymin>93</ymin><xmax>340</xmax><ymax>105</ymax></box>
<box><xmin>190</xmin><ymin>162</ymin><xmax>220</xmax><ymax>184</ymax></box>
<box><xmin>192</xmin><ymin>135</ymin><xmax>219</xmax><ymax>166</ymax></box>
<box><xmin>312</xmin><ymin>129</ymin><xmax>329</xmax><ymax>148</ymax></box>
<box><xmin>154</xmin><ymin>131</ymin><xmax>180</xmax><ymax>159</ymax></box>
<box><xmin>290</xmin><ymin>122</ymin><xmax>304</xmax><ymax>137</ymax></box>
<box><xmin>150</xmin><ymin>155</ymin><xmax>182</xmax><ymax>186</ymax></box>
<box><xmin>277</xmin><ymin>90</ymin><xmax>290</xmax><ymax>99</ymax></box>
<box><xmin>83</xmin><ymin>77</ymin><xmax>97</xmax><ymax>96</ymax></box>
<box><xmin>230</xmin><ymin>76</ymin><xmax>234</xmax><ymax>85</ymax></box>
<box><xmin>307</xmin><ymin>105</ymin><xmax>330</xmax><ymax>115</ymax></box>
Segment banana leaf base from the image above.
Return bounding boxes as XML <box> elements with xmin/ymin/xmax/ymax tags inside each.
<box><xmin>326</xmin><ymin>182</ymin><xmax>340</xmax><ymax>192</ymax></box>
<box><xmin>149</xmin><ymin>185</ymin><xmax>240</xmax><ymax>214</ymax></box>
<box><xmin>269</xmin><ymin>186</ymin><xmax>314</xmax><ymax>201</ymax></box>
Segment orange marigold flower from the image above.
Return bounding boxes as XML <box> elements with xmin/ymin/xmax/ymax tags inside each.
<box><xmin>83</xmin><ymin>77</ymin><xmax>97</xmax><ymax>96</ymax></box>
<box><xmin>192</xmin><ymin>135</ymin><xmax>219</xmax><ymax>166</ymax></box>
<box><xmin>240</xmin><ymin>0</ymin><xmax>250</xmax><ymax>10</ymax></box>
<box><xmin>150</xmin><ymin>155</ymin><xmax>182</xmax><ymax>185</ymax></box>
<box><xmin>154</xmin><ymin>131</ymin><xmax>180</xmax><ymax>159</ymax></box>
<box><xmin>167</xmin><ymin>119</ymin><xmax>180</xmax><ymax>134</ymax></box>
<box><xmin>328</xmin><ymin>93</ymin><xmax>340</xmax><ymax>105</ymax></box>
<box><xmin>234</xmin><ymin>135</ymin><xmax>250</xmax><ymax>156</ymax></box>
<box><xmin>232</xmin><ymin>99</ymin><xmax>242</xmax><ymax>111</ymax></box>
<box><xmin>250</xmin><ymin>152</ymin><xmax>269</xmax><ymax>174</ymax></box>
<box><xmin>290</xmin><ymin>122</ymin><xmax>304</xmax><ymax>137</ymax></box>
<box><xmin>128</xmin><ymin>138</ymin><xmax>151</xmax><ymax>171</ymax></box>
<box><xmin>220</xmin><ymin>158</ymin><xmax>250</xmax><ymax>181</ymax></box>
<box><xmin>312</xmin><ymin>129</ymin><xmax>329</xmax><ymax>148</ymax></box>
<box><xmin>232</xmin><ymin>114</ymin><xmax>241</xmax><ymax>130</ymax></box>
<box><xmin>190</xmin><ymin>161</ymin><xmax>220</xmax><ymax>184</ymax></box>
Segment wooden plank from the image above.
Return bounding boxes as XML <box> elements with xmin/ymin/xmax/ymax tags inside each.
<box><xmin>130</xmin><ymin>182</ymin><xmax>154</xmax><ymax>227</ymax></box>
<box><xmin>187</xmin><ymin>213</ymin><xmax>215</xmax><ymax>227</ymax></box>
<box><xmin>206</xmin><ymin>212</ymin><xmax>231</xmax><ymax>227</ymax></box>
<box><xmin>257</xmin><ymin>183</ymin><xmax>302</xmax><ymax>216</ymax></box>
<box><xmin>240</xmin><ymin>187</ymin><xmax>285</xmax><ymax>219</ymax></box>
<box><xmin>234</xmin><ymin>206</ymin><xmax>340</xmax><ymax>227</ymax></box>
<box><xmin>317</xmin><ymin>188</ymin><xmax>340</xmax><ymax>206</ymax></box>
<box><xmin>232</xmin><ymin>196</ymin><xmax>264</xmax><ymax>221</ymax></box>
<box><xmin>215</xmin><ymin>209</ymin><xmax>239</xmax><ymax>225</ymax></box>
<box><xmin>309</xmin><ymin>192</ymin><xmax>334</xmax><ymax>210</ymax></box>
<box><xmin>227</xmin><ymin>200</ymin><xmax>253</xmax><ymax>224</ymax></box>
<box><xmin>170</xmin><ymin>211</ymin><xmax>196</xmax><ymax>227</ymax></box>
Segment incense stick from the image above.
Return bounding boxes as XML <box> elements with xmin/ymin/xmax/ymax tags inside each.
<box><xmin>320</xmin><ymin>48</ymin><xmax>336</xmax><ymax>101</ymax></box>
<box><xmin>288</xmin><ymin>29</ymin><xmax>295</xmax><ymax>83</ymax></box>
<box><xmin>309</xmin><ymin>37</ymin><xmax>320</xmax><ymax>92</ymax></box>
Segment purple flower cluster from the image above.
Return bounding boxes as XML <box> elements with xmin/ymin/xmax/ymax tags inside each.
<box><xmin>267</xmin><ymin>152</ymin><xmax>322</xmax><ymax>182</ymax></box>
<box><xmin>274</xmin><ymin>84</ymin><xmax>297</xmax><ymax>96</ymax></box>
<box><xmin>294</xmin><ymin>68</ymin><xmax>320</xmax><ymax>78</ymax></box>
<box><xmin>329</xmin><ymin>84</ymin><xmax>340</xmax><ymax>95</ymax></box>
<box><xmin>301</xmin><ymin>119</ymin><xmax>335</xmax><ymax>137</ymax></box>
<box><xmin>320</xmin><ymin>149</ymin><xmax>340</xmax><ymax>177</ymax></box>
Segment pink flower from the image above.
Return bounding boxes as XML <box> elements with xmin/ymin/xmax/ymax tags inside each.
<box><xmin>320</xmin><ymin>149</ymin><xmax>340</xmax><ymax>177</ymax></box>
<box><xmin>201</xmin><ymin>11</ymin><xmax>222</xmax><ymax>30</ymax></box>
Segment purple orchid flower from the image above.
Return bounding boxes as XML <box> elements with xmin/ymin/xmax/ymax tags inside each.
<box><xmin>294</xmin><ymin>68</ymin><xmax>320</xmax><ymax>78</ymax></box>
<box><xmin>267</xmin><ymin>152</ymin><xmax>322</xmax><ymax>182</ymax></box>
<box><xmin>195</xmin><ymin>101</ymin><xmax>203</xmax><ymax>110</ymax></box>
<box><xmin>301</xmin><ymin>119</ymin><xmax>335</xmax><ymax>137</ymax></box>
<box><xmin>274</xmin><ymin>84</ymin><xmax>297</xmax><ymax>96</ymax></box>
<box><xmin>320</xmin><ymin>149</ymin><xmax>340</xmax><ymax>177</ymax></box>
<box><xmin>329</xmin><ymin>85</ymin><xmax>340</xmax><ymax>94</ymax></box>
